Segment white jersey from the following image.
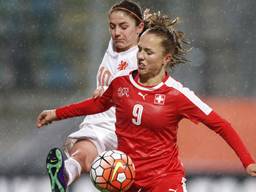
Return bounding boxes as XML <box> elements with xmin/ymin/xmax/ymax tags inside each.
<box><xmin>79</xmin><ymin>39</ymin><xmax>138</xmax><ymax>131</ymax></box>
<box><xmin>65</xmin><ymin>39</ymin><xmax>138</xmax><ymax>192</ymax></box>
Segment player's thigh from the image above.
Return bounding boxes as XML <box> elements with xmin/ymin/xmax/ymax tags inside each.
<box><xmin>67</xmin><ymin>123</ymin><xmax>117</xmax><ymax>154</ymax></box>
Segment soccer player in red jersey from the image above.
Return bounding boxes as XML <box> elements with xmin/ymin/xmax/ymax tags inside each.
<box><xmin>37</xmin><ymin>10</ymin><xmax>256</xmax><ymax>192</ymax></box>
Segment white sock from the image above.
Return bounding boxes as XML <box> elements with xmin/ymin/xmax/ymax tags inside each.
<box><xmin>64</xmin><ymin>157</ymin><xmax>82</xmax><ymax>186</ymax></box>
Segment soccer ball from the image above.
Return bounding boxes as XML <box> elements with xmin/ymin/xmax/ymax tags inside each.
<box><xmin>90</xmin><ymin>150</ymin><xmax>135</xmax><ymax>192</ymax></box>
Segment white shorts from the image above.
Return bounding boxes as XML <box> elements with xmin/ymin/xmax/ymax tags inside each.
<box><xmin>64</xmin><ymin>120</ymin><xmax>117</xmax><ymax>155</ymax></box>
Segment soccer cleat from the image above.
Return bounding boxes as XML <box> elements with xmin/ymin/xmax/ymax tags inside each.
<box><xmin>46</xmin><ymin>148</ymin><xmax>67</xmax><ymax>192</ymax></box>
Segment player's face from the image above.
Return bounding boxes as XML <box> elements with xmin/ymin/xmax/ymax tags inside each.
<box><xmin>109</xmin><ymin>11</ymin><xmax>143</xmax><ymax>52</ymax></box>
<box><xmin>137</xmin><ymin>32</ymin><xmax>171</xmax><ymax>82</ymax></box>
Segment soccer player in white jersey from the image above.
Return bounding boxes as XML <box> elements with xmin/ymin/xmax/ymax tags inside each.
<box><xmin>41</xmin><ymin>1</ymin><xmax>144</xmax><ymax>192</ymax></box>
<box><xmin>37</xmin><ymin>10</ymin><xmax>256</xmax><ymax>191</ymax></box>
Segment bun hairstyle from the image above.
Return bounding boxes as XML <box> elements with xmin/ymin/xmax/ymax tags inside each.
<box><xmin>143</xmin><ymin>9</ymin><xmax>191</xmax><ymax>68</ymax></box>
<box><xmin>109</xmin><ymin>0</ymin><xmax>143</xmax><ymax>25</ymax></box>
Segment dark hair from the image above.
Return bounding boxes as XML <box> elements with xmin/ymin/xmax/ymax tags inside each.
<box><xmin>143</xmin><ymin>10</ymin><xmax>190</xmax><ymax>69</ymax></box>
<box><xmin>109</xmin><ymin>0</ymin><xmax>143</xmax><ymax>25</ymax></box>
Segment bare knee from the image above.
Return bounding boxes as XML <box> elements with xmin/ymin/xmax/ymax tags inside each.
<box><xmin>68</xmin><ymin>139</ymin><xmax>98</xmax><ymax>173</ymax></box>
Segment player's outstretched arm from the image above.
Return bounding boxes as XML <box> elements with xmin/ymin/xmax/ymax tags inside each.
<box><xmin>246</xmin><ymin>163</ymin><xmax>256</xmax><ymax>176</ymax></box>
<box><xmin>36</xmin><ymin>84</ymin><xmax>114</xmax><ymax>128</ymax></box>
<box><xmin>36</xmin><ymin>109</ymin><xmax>57</xmax><ymax>128</ymax></box>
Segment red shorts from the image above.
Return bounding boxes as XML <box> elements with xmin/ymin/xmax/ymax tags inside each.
<box><xmin>127</xmin><ymin>175</ymin><xmax>187</xmax><ymax>192</ymax></box>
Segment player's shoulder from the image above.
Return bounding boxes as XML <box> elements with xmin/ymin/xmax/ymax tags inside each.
<box><xmin>165</xmin><ymin>76</ymin><xmax>185</xmax><ymax>91</ymax></box>
<box><xmin>165</xmin><ymin>76</ymin><xmax>212</xmax><ymax>114</ymax></box>
<box><xmin>165</xmin><ymin>76</ymin><xmax>195</xmax><ymax>98</ymax></box>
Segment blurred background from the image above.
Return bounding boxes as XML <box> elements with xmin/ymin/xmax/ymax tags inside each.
<box><xmin>0</xmin><ymin>0</ymin><xmax>256</xmax><ymax>191</ymax></box>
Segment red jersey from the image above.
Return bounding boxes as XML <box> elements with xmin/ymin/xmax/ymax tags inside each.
<box><xmin>56</xmin><ymin>70</ymin><xmax>255</xmax><ymax>188</ymax></box>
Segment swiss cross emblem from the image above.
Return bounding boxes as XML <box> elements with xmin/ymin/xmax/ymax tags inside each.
<box><xmin>154</xmin><ymin>94</ymin><xmax>166</xmax><ymax>105</ymax></box>
<box><xmin>118</xmin><ymin>60</ymin><xmax>128</xmax><ymax>71</ymax></box>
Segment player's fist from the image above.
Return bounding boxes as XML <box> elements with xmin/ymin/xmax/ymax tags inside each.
<box><xmin>36</xmin><ymin>109</ymin><xmax>57</xmax><ymax>128</ymax></box>
<box><xmin>246</xmin><ymin>163</ymin><xmax>256</xmax><ymax>176</ymax></box>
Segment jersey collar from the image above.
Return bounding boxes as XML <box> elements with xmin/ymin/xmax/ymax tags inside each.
<box><xmin>129</xmin><ymin>70</ymin><xmax>170</xmax><ymax>91</ymax></box>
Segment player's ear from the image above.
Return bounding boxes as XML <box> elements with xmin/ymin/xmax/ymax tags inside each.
<box><xmin>136</xmin><ymin>22</ymin><xmax>144</xmax><ymax>35</ymax></box>
<box><xmin>163</xmin><ymin>53</ymin><xmax>172</xmax><ymax>66</ymax></box>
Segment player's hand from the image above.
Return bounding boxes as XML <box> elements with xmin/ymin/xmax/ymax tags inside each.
<box><xmin>36</xmin><ymin>109</ymin><xmax>57</xmax><ymax>128</ymax></box>
<box><xmin>246</xmin><ymin>163</ymin><xmax>256</xmax><ymax>176</ymax></box>
<box><xmin>92</xmin><ymin>87</ymin><xmax>105</xmax><ymax>98</ymax></box>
